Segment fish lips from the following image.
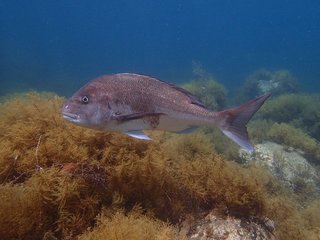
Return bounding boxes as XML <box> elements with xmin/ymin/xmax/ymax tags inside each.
<box><xmin>62</xmin><ymin>112</ymin><xmax>81</xmax><ymax>123</ymax></box>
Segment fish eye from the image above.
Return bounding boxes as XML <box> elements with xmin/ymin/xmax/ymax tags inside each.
<box><xmin>81</xmin><ymin>96</ymin><xmax>89</xmax><ymax>104</ymax></box>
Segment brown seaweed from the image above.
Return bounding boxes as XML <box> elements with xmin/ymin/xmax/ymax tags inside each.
<box><xmin>0</xmin><ymin>92</ymin><xmax>319</xmax><ymax>240</ymax></box>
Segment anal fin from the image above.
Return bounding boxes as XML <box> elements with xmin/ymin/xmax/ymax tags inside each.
<box><xmin>177</xmin><ymin>126</ymin><xmax>198</xmax><ymax>134</ymax></box>
<box><xmin>125</xmin><ymin>130</ymin><xmax>152</xmax><ymax>140</ymax></box>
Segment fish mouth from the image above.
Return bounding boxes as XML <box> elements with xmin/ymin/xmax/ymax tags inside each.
<box><xmin>62</xmin><ymin>112</ymin><xmax>81</xmax><ymax>123</ymax></box>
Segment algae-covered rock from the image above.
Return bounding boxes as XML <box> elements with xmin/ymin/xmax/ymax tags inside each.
<box><xmin>267</xmin><ymin>123</ymin><xmax>320</xmax><ymax>162</ymax></box>
<box><xmin>185</xmin><ymin>211</ymin><xmax>275</xmax><ymax>240</ymax></box>
<box><xmin>240</xmin><ymin>142</ymin><xmax>320</xmax><ymax>200</ymax></box>
<box><xmin>249</xmin><ymin>120</ymin><xmax>320</xmax><ymax>163</ymax></box>
<box><xmin>238</xmin><ymin>69</ymin><xmax>298</xmax><ymax>101</ymax></box>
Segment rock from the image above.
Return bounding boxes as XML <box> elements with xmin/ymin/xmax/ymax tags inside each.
<box><xmin>185</xmin><ymin>211</ymin><xmax>275</xmax><ymax>240</ymax></box>
<box><xmin>239</xmin><ymin>141</ymin><xmax>320</xmax><ymax>195</ymax></box>
<box><xmin>257</xmin><ymin>79</ymin><xmax>280</xmax><ymax>95</ymax></box>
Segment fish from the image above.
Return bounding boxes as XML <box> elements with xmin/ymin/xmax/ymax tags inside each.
<box><xmin>62</xmin><ymin>73</ymin><xmax>271</xmax><ymax>152</ymax></box>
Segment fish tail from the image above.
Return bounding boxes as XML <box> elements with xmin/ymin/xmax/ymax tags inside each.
<box><xmin>217</xmin><ymin>93</ymin><xmax>271</xmax><ymax>152</ymax></box>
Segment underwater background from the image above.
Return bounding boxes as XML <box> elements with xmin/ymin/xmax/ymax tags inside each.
<box><xmin>1</xmin><ymin>0</ymin><xmax>320</xmax><ymax>95</ymax></box>
<box><xmin>1</xmin><ymin>1</ymin><xmax>320</xmax><ymax>240</ymax></box>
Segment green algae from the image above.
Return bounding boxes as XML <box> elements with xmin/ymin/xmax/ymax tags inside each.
<box><xmin>256</xmin><ymin>93</ymin><xmax>320</xmax><ymax>140</ymax></box>
<box><xmin>248</xmin><ymin>93</ymin><xmax>320</xmax><ymax>163</ymax></box>
<box><xmin>182</xmin><ymin>61</ymin><xmax>227</xmax><ymax>110</ymax></box>
<box><xmin>182</xmin><ymin>79</ymin><xmax>227</xmax><ymax>110</ymax></box>
<box><xmin>268</xmin><ymin>123</ymin><xmax>320</xmax><ymax>161</ymax></box>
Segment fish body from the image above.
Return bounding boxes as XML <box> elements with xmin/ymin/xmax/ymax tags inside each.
<box><xmin>62</xmin><ymin>73</ymin><xmax>270</xmax><ymax>152</ymax></box>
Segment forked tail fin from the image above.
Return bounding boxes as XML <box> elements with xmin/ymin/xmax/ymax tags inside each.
<box><xmin>218</xmin><ymin>93</ymin><xmax>271</xmax><ymax>152</ymax></box>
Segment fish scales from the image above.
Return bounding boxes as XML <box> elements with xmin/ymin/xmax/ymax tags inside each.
<box><xmin>62</xmin><ymin>73</ymin><xmax>271</xmax><ymax>152</ymax></box>
<box><xmin>99</xmin><ymin>74</ymin><xmax>208</xmax><ymax>117</ymax></box>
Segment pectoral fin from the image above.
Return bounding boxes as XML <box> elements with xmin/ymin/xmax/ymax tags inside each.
<box><xmin>113</xmin><ymin>112</ymin><xmax>165</xmax><ymax>122</ymax></box>
<box><xmin>125</xmin><ymin>130</ymin><xmax>152</xmax><ymax>140</ymax></box>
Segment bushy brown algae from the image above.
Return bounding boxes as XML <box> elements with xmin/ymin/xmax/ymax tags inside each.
<box><xmin>0</xmin><ymin>183</ymin><xmax>47</xmax><ymax>239</ymax></box>
<box><xmin>0</xmin><ymin>92</ymin><xmax>320</xmax><ymax>240</ymax></box>
<box><xmin>78</xmin><ymin>206</ymin><xmax>179</xmax><ymax>240</ymax></box>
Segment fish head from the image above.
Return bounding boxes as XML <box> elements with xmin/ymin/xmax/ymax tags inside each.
<box><xmin>62</xmin><ymin>83</ymin><xmax>112</xmax><ymax>129</ymax></box>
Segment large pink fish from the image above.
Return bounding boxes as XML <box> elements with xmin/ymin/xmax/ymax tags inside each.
<box><xmin>62</xmin><ymin>73</ymin><xmax>270</xmax><ymax>152</ymax></box>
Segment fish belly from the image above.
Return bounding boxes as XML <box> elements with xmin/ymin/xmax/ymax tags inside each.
<box><xmin>156</xmin><ymin>115</ymin><xmax>197</xmax><ymax>132</ymax></box>
<box><xmin>103</xmin><ymin>114</ymin><xmax>203</xmax><ymax>133</ymax></box>
<box><xmin>102</xmin><ymin>118</ymin><xmax>149</xmax><ymax>132</ymax></box>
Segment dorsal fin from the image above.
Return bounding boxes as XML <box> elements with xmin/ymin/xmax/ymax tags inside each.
<box><xmin>165</xmin><ymin>83</ymin><xmax>206</xmax><ymax>108</ymax></box>
<box><xmin>144</xmin><ymin>74</ymin><xmax>206</xmax><ymax>108</ymax></box>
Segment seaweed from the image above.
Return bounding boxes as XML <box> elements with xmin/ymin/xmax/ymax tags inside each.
<box><xmin>247</xmin><ymin>93</ymin><xmax>320</xmax><ymax>162</ymax></box>
<box><xmin>78</xmin><ymin>206</ymin><xmax>180</xmax><ymax>240</ymax></box>
<box><xmin>0</xmin><ymin>183</ymin><xmax>49</xmax><ymax>239</ymax></box>
<box><xmin>163</xmin><ymin>133</ymin><xmax>214</xmax><ymax>161</ymax></box>
<box><xmin>265</xmin><ymin>196</ymin><xmax>308</xmax><ymax>240</ymax></box>
<box><xmin>256</xmin><ymin>93</ymin><xmax>320</xmax><ymax>140</ymax></box>
<box><xmin>268</xmin><ymin>123</ymin><xmax>320</xmax><ymax>162</ymax></box>
<box><xmin>248</xmin><ymin>119</ymin><xmax>274</xmax><ymax>143</ymax></box>
<box><xmin>182</xmin><ymin>61</ymin><xmax>227</xmax><ymax>110</ymax></box>
<box><xmin>0</xmin><ymin>92</ymin><xmax>113</xmax><ymax>181</ymax></box>
<box><xmin>29</xmin><ymin>168</ymin><xmax>105</xmax><ymax>238</ymax></box>
<box><xmin>302</xmin><ymin>200</ymin><xmax>320</xmax><ymax>231</ymax></box>
<box><xmin>200</xmin><ymin>126</ymin><xmax>241</xmax><ymax>161</ymax></box>
<box><xmin>0</xmin><ymin>167</ymin><xmax>106</xmax><ymax>239</ymax></box>
<box><xmin>0</xmin><ymin>91</ymin><xmax>320</xmax><ymax>239</ymax></box>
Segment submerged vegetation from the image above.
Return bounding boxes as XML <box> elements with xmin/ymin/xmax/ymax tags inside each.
<box><xmin>257</xmin><ymin>94</ymin><xmax>320</xmax><ymax>140</ymax></box>
<box><xmin>268</xmin><ymin>123</ymin><xmax>320</xmax><ymax>161</ymax></box>
<box><xmin>237</xmin><ymin>69</ymin><xmax>299</xmax><ymax>102</ymax></box>
<box><xmin>0</xmin><ymin>90</ymin><xmax>319</xmax><ymax>239</ymax></box>
<box><xmin>182</xmin><ymin>61</ymin><xmax>227</xmax><ymax>110</ymax></box>
<box><xmin>248</xmin><ymin>93</ymin><xmax>320</xmax><ymax>163</ymax></box>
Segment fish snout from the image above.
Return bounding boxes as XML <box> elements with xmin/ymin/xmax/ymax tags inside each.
<box><xmin>62</xmin><ymin>103</ymin><xmax>81</xmax><ymax>123</ymax></box>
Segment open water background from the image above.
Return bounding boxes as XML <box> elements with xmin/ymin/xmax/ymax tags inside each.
<box><xmin>1</xmin><ymin>0</ymin><xmax>320</xmax><ymax>96</ymax></box>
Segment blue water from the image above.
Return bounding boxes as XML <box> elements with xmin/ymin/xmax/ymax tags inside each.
<box><xmin>1</xmin><ymin>0</ymin><xmax>320</xmax><ymax>96</ymax></box>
